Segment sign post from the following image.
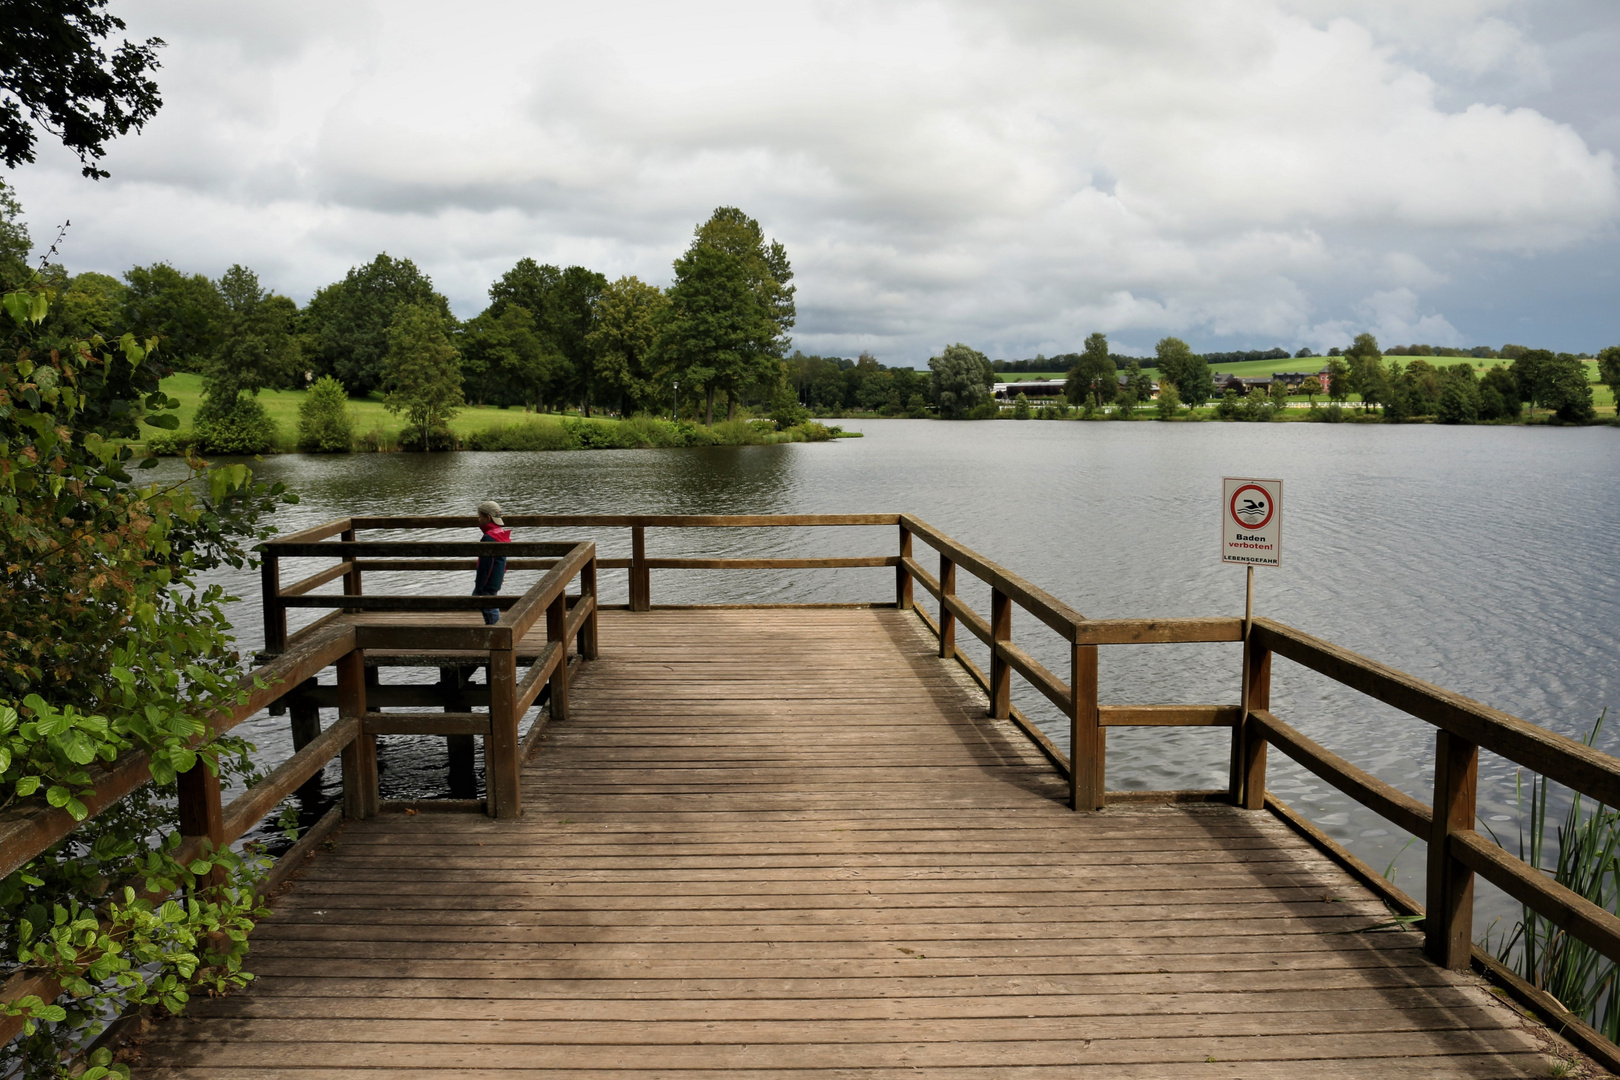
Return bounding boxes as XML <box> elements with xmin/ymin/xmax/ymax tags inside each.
<box><xmin>1223</xmin><ymin>477</ymin><xmax>1282</xmax><ymax>807</ymax></box>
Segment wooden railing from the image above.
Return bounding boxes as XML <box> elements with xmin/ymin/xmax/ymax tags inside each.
<box><xmin>6</xmin><ymin>511</ymin><xmax>1620</xmax><ymax>1063</ymax></box>
<box><xmin>261</xmin><ymin>522</ymin><xmax>600</xmax><ymax>818</ymax></box>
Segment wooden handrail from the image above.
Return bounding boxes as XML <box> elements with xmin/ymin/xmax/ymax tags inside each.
<box><xmin>900</xmin><ymin>514</ymin><xmax>1085</xmax><ymax>641</ymax></box>
<box><xmin>268</xmin><ymin>540</ymin><xmax>579</xmax><ymax>558</ymax></box>
<box><xmin>346</xmin><ymin>513</ymin><xmax>902</xmax><ymax>529</ymax></box>
<box><xmin>1252</xmin><ymin>619</ymin><xmax>1620</xmax><ymax>808</ymax></box>
<box><xmin>0</xmin><ymin>622</ymin><xmax>357</xmax><ymax>881</ymax></box>
<box><xmin>1249</xmin><ymin>709</ymin><xmax>1432</xmax><ymax>837</ymax></box>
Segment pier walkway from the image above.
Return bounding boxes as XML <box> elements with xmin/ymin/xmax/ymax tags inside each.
<box><xmin>137</xmin><ymin>608</ymin><xmax>1553</xmax><ymax>1078</ymax></box>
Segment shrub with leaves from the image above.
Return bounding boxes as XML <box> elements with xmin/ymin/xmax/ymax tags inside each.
<box><xmin>0</xmin><ymin>281</ymin><xmax>294</xmax><ymax>1077</ymax></box>
<box><xmin>296</xmin><ymin>375</ymin><xmax>353</xmax><ymax>453</ymax></box>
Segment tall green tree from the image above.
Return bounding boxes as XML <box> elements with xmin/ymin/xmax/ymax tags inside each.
<box><xmin>0</xmin><ymin>179</ymin><xmax>29</xmax><ymax>290</ymax></box>
<box><xmin>588</xmin><ymin>275</ymin><xmax>670</xmax><ymax>414</ymax></box>
<box><xmin>304</xmin><ymin>253</ymin><xmax>449</xmax><ymax>396</ymax></box>
<box><xmin>207</xmin><ymin>265</ymin><xmax>299</xmax><ymax>403</ymax></box>
<box><xmin>485</xmin><ymin>259</ymin><xmax>608</xmax><ymax>412</ymax></box>
<box><xmin>663</xmin><ymin>207</ymin><xmax>795</xmax><ymax>425</ymax></box>
<box><xmin>120</xmin><ymin>262</ymin><xmax>224</xmax><ymax>372</ymax></box>
<box><xmin>1597</xmin><ymin>346</ymin><xmax>1620</xmax><ymax>411</ymax></box>
<box><xmin>190</xmin><ymin>265</ymin><xmax>298</xmax><ymax>454</ymax></box>
<box><xmin>1127</xmin><ymin>360</ymin><xmax>1153</xmax><ymax>402</ymax></box>
<box><xmin>1539</xmin><ymin>353</ymin><xmax>1595</xmax><ymax>423</ymax></box>
<box><xmin>1154</xmin><ymin>336</ymin><xmax>1212</xmax><ymax>408</ymax></box>
<box><xmin>1344</xmin><ymin>333</ymin><xmax>1384</xmax><ymax>412</ymax></box>
<box><xmin>383</xmin><ymin>302</ymin><xmax>463</xmax><ymax>450</ymax></box>
<box><xmin>1064</xmin><ymin>332</ymin><xmax>1116</xmax><ymax>409</ymax></box>
<box><xmin>0</xmin><ymin>0</ymin><xmax>164</xmax><ymax>178</ymax></box>
<box><xmin>1326</xmin><ymin>357</ymin><xmax>1352</xmax><ymax>404</ymax></box>
<box><xmin>928</xmin><ymin>343</ymin><xmax>994</xmax><ymax>419</ymax></box>
<box><xmin>459</xmin><ymin>303</ymin><xmax>559</xmax><ymax>411</ymax></box>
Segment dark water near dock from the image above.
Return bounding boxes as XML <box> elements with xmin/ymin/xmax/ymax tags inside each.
<box><xmin>175</xmin><ymin>418</ymin><xmax>1620</xmax><ymax>930</ymax></box>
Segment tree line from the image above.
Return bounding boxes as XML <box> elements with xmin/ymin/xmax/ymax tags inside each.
<box><xmin>0</xmin><ymin>192</ymin><xmax>798</xmax><ymax>449</ymax></box>
<box><xmin>917</xmin><ymin>329</ymin><xmax>1617</xmax><ymax>424</ymax></box>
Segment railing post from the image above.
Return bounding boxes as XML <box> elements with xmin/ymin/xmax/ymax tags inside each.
<box><xmin>937</xmin><ymin>554</ymin><xmax>956</xmax><ymax>660</ymax></box>
<box><xmin>1233</xmin><ymin>635</ymin><xmax>1271</xmax><ymax>809</ymax></box>
<box><xmin>289</xmin><ymin>681</ymin><xmax>323</xmax><ymax>801</ymax></box>
<box><xmin>896</xmin><ymin>524</ymin><xmax>914</xmax><ymax>610</ymax></box>
<box><xmin>1426</xmin><ymin>730</ymin><xmax>1478</xmax><ymax>969</ymax></box>
<box><xmin>337</xmin><ymin>648</ymin><xmax>377</xmax><ymax>819</ymax></box>
<box><xmin>630</xmin><ymin>526</ymin><xmax>650</xmax><ymax>612</ymax></box>
<box><xmin>989</xmin><ymin>588</ymin><xmax>1011</xmax><ymax>719</ymax></box>
<box><xmin>1070</xmin><ymin>642</ymin><xmax>1102</xmax><ymax>811</ymax></box>
<box><xmin>261</xmin><ymin>547</ymin><xmax>286</xmax><ymax>654</ymax></box>
<box><xmin>177</xmin><ymin>755</ymin><xmax>225</xmax><ymax>889</ymax></box>
<box><xmin>547</xmin><ymin>594</ymin><xmax>570</xmax><ymax>722</ymax></box>
<box><xmin>341</xmin><ymin>527</ymin><xmax>362</xmax><ymax>598</ymax></box>
<box><xmin>579</xmin><ymin>555</ymin><xmax>599</xmax><ymax>660</ymax></box>
<box><xmin>486</xmin><ymin>646</ymin><xmax>520</xmax><ymax>819</ymax></box>
<box><xmin>441</xmin><ymin>666</ymin><xmax>477</xmax><ymax>799</ymax></box>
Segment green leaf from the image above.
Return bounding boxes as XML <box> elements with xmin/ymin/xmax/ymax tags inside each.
<box><xmin>32</xmin><ymin>1004</ymin><xmax>66</xmax><ymax>1022</ymax></box>
<box><xmin>2</xmin><ymin>292</ymin><xmax>29</xmax><ymax>327</ymax></box>
<box><xmin>45</xmin><ymin>785</ymin><xmax>70</xmax><ymax>808</ymax></box>
<box><xmin>187</xmin><ymin>859</ymin><xmax>212</xmax><ymax>877</ymax></box>
<box><xmin>142</xmin><ymin>412</ymin><xmax>180</xmax><ymax>430</ymax></box>
<box><xmin>28</xmin><ymin>290</ymin><xmax>49</xmax><ymax>325</ymax></box>
<box><xmin>0</xmin><ymin>747</ymin><xmax>10</xmax><ymax>772</ymax></box>
<box><xmin>15</xmin><ymin>775</ymin><xmax>40</xmax><ymax>797</ymax></box>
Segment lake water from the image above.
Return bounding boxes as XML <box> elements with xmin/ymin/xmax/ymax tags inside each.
<box><xmin>181</xmin><ymin>417</ymin><xmax>1620</xmax><ymax>930</ymax></box>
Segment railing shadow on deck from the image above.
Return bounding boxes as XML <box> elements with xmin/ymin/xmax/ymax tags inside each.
<box><xmin>3</xmin><ymin>511</ymin><xmax>1620</xmax><ymax>1070</ymax></box>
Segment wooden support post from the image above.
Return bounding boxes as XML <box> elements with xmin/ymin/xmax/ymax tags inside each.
<box><xmin>630</xmin><ymin>526</ymin><xmax>650</xmax><ymax>611</ymax></box>
<box><xmin>336</xmin><ymin>649</ymin><xmax>377</xmax><ymax>819</ymax></box>
<box><xmin>289</xmin><ymin>686</ymin><xmax>323</xmax><ymax>802</ymax></box>
<box><xmin>486</xmin><ymin>647</ymin><xmax>520</xmax><ymax>819</ymax></box>
<box><xmin>1234</xmin><ymin>636</ymin><xmax>1272</xmax><ymax>810</ymax></box>
<box><xmin>896</xmin><ymin>525</ymin><xmax>914</xmax><ymax>610</ymax></box>
<box><xmin>441</xmin><ymin>666</ymin><xmax>476</xmax><ymax>799</ymax></box>
<box><xmin>176</xmin><ymin>755</ymin><xmax>225</xmax><ymax>889</ymax></box>
<box><xmin>1070</xmin><ymin>642</ymin><xmax>1102</xmax><ymax>811</ymax></box>
<box><xmin>937</xmin><ymin>554</ymin><xmax>956</xmax><ymax>660</ymax></box>
<box><xmin>579</xmin><ymin>556</ymin><xmax>599</xmax><ymax>659</ymax></box>
<box><xmin>341</xmin><ymin>527</ymin><xmax>362</xmax><ymax>597</ymax></box>
<box><xmin>546</xmin><ymin>594</ymin><xmax>570</xmax><ymax>722</ymax></box>
<box><xmin>988</xmin><ymin>588</ymin><xmax>1011</xmax><ymax>720</ymax></box>
<box><xmin>261</xmin><ymin>549</ymin><xmax>285</xmax><ymax>654</ymax></box>
<box><xmin>1426</xmin><ymin>730</ymin><xmax>1478</xmax><ymax>969</ymax></box>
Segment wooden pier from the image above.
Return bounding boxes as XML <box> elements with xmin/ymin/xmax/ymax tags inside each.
<box><xmin>4</xmin><ymin>515</ymin><xmax>1619</xmax><ymax>1076</ymax></box>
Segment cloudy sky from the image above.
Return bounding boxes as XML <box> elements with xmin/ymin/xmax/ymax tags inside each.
<box><xmin>7</xmin><ymin>0</ymin><xmax>1618</xmax><ymax>363</ymax></box>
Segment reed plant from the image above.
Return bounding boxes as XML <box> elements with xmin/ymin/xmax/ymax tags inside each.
<box><xmin>1487</xmin><ymin>711</ymin><xmax>1620</xmax><ymax>1038</ymax></box>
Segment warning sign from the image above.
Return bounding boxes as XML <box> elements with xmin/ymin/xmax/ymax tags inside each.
<box><xmin>1222</xmin><ymin>477</ymin><xmax>1282</xmax><ymax>566</ymax></box>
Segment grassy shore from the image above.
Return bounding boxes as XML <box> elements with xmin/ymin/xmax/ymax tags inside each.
<box><xmin>148</xmin><ymin>374</ymin><xmax>854</xmax><ymax>453</ymax></box>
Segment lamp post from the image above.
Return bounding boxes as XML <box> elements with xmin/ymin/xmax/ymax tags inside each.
<box><xmin>672</xmin><ymin>380</ymin><xmax>679</xmax><ymax>422</ymax></box>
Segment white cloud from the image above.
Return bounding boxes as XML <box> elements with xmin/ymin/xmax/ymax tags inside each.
<box><xmin>4</xmin><ymin>0</ymin><xmax>1615</xmax><ymax>361</ymax></box>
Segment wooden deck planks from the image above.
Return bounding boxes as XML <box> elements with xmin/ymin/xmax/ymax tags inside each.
<box><xmin>138</xmin><ymin>608</ymin><xmax>1562</xmax><ymax>1078</ymax></box>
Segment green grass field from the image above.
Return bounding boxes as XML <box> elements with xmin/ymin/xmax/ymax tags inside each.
<box><xmin>158</xmin><ymin>373</ymin><xmax>602</xmax><ymax>449</ymax></box>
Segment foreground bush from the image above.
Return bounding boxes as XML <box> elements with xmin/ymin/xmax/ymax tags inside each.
<box><xmin>1</xmin><ymin>285</ymin><xmax>294</xmax><ymax>1078</ymax></box>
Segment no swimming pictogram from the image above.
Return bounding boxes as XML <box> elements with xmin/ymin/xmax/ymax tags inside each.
<box><xmin>1229</xmin><ymin>484</ymin><xmax>1274</xmax><ymax>531</ymax></box>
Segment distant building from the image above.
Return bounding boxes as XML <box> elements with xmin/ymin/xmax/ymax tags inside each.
<box><xmin>993</xmin><ymin>379</ymin><xmax>1067</xmax><ymax>401</ymax></box>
